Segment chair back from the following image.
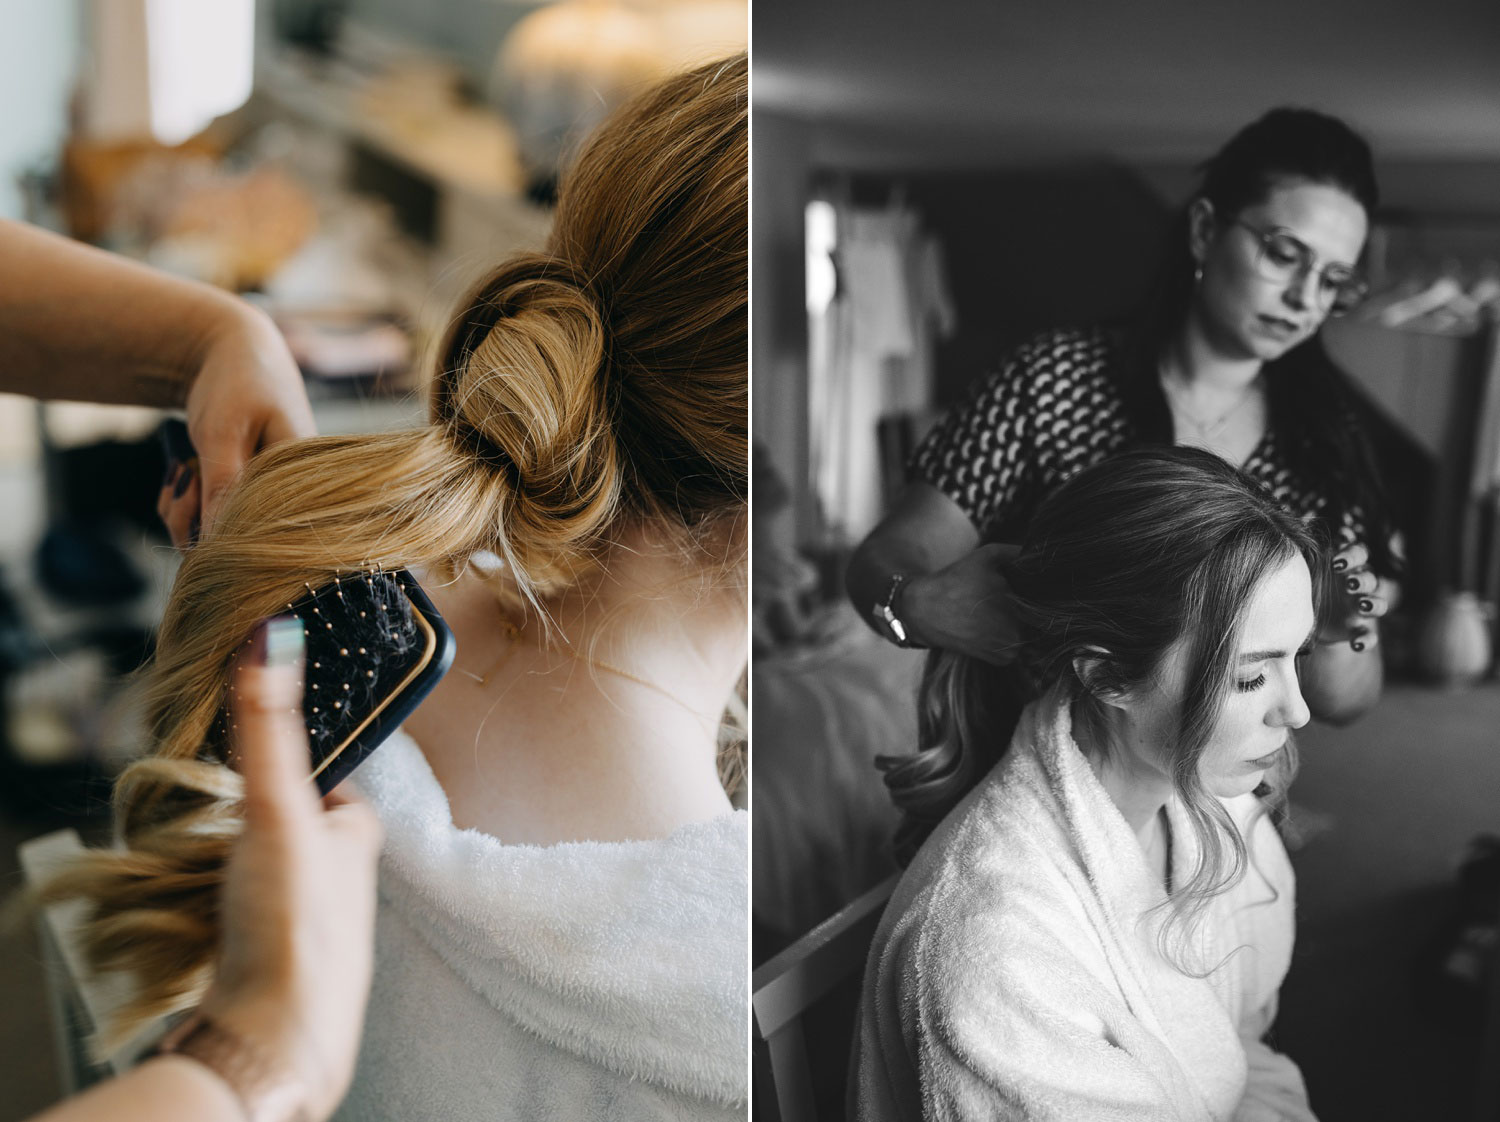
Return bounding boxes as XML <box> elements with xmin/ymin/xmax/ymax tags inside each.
<box><xmin>753</xmin><ymin>873</ymin><xmax>899</xmax><ymax>1122</ymax></box>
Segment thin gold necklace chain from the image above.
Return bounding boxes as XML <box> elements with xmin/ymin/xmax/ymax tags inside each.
<box><xmin>1159</xmin><ymin>369</ymin><xmax>1263</xmax><ymax>440</ymax></box>
<box><xmin>460</xmin><ymin>616</ymin><xmax>712</xmax><ymax>725</ymax></box>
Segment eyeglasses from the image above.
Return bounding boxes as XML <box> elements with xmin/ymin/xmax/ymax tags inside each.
<box><xmin>1230</xmin><ymin>220</ymin><xmax>1368</xmax><ymax>316</ymax></box>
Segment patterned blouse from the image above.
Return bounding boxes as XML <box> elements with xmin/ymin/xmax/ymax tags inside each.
<box><xmin>911</xmin><ymin>325</ymin><xmax>1367</xmax><ymax>550</ymax></box>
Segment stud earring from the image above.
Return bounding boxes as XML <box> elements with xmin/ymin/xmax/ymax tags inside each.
<box><xmin>1193</xmin><ymin>265</ymin><xmax>1204</xmax><ymax>284</ymax></box>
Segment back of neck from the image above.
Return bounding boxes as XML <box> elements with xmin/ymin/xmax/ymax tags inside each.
<box><xmin>405</xmin><ymin>539</ymin><xmax>745</xmax><ymax>844</ymax></box>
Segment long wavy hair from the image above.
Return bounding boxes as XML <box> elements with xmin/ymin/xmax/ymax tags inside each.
<box><xmin>1122</xmin><ymin>107</ymin><xmax>1398</xmax><ymax>579</ymax></box>
<box><xmin>34</xmin><ymin>54</ymin><xmax>747</xmax><ymax>1048</ymax></box>
<box><xmin>880</xmin><ymin>447</ymin><xmax>1329</xmax><ymax>950</ymax></box>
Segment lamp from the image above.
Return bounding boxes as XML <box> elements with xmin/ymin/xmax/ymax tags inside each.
<box><xmin>490</xmin><ymin>0</ymin><xmax>745</xmax><ymax>189</ymax></box>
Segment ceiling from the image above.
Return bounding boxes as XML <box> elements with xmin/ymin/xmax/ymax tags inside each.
<box><xmin>753</xmin><ymin>0</ymin><xmax>1500</xmax><ymax>162</ymax></box>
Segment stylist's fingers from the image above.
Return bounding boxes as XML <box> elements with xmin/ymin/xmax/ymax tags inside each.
<box><xmin>258</xmin><ymin>407</ymin><xmax>315</xmax><ymax>451</ymax></box>
<box><xmin>321</xmin><ymin>781</ymin><xmax>368</xmax><ymax>811</ymax></box>
<box><xmin>157</xmin><ymin>461</ymin><xmax>200</xmax><ymax>551</ymax></box>
<box><xmin>193</xmin><ymin>418</ymin><xmax>256</xmax><ymax>541</ymax></box>
<box><xmin>231</xmin><ymin>616</ymin><xmax>319</xmax><ymax>828</ymax></box>
<box><xmin>205</xmin><ymin>616</ymin><xmax>381</xmax><ymax>1122</ymax></box>
<box><xmin>230</xmin><ymin>619</ymin><xmax>379</xmax><ymax>847</ymax></box>
<box><xmin>970</xmin><ymin>542</ymin><xmax>1022</xmax><ymax>617</ymax></box>
<box><xmin>914</xmin><ymin>542</ymin><xmax>1027</xmax><ymax>664</ymax></box>
<box><xmin>189</xmin><ymin>341</ymin><xmax>318</xmax><ymax>537</ymax></box>
<box><xmin>319</xmin><ymin>781</ymin><xmax>383</xmax><ymax>850</ymax></box>
<box><xmin>1339</xmin><ymin>568</ymin><xmax>1378</xmax><ymax>597</ymax></box>
<box><xmin>1331</xmin><ymin>542</ymin><xmax>1369</xmax><ymax>575</ymax></box>
<box><xmin>975</xmin><ymin>541</ymin><xmax>1022</xmax><ymax>565</ymax></box>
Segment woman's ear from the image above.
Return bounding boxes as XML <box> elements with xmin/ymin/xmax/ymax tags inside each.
<box><xmin>1072</xmin><ymin>647</ymin><xmax>1131</xmax><ymax>710</ymax></box>
<box><xmin>1187</xmin><ymin>197</ymin><xmax>1217</xmax><ymax>268</ymax></box>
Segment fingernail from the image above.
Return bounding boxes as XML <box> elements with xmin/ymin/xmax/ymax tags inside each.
<box><xmin>1345</xmin><ymin>576</ymin><xmax>1359</xmax><ymax>591</ymax></box>
<box><xmin>1332</xmin><ymin>558</ymin><xmax>1348</xmax><ymax>572</ymax></box>
<box><xmin>249</xmin><ymin>616</ymin><xmax>305</xmax><ymax>669</ymax></box>
<box><xmin>173</xmin><ymin>465</ymin><xmax>195</xmax><ymax>499</ymax></box>
<box><xmin>1359</xmin><ymin>597</ymin><xmax>1374</xmax><ymax>613</ymax></box>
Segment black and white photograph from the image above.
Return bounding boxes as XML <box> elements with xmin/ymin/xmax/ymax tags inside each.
<box><xmin>752</xmin><ymin>3</ymin><xmax>1500</xmax><ymax>1120</ymax></box>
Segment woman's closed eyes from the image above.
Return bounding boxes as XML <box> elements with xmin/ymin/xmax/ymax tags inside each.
<box><xmin>1235</xmin><ymin>640</ymin><xmax>1314</xmax><ymax>693</ymax></box>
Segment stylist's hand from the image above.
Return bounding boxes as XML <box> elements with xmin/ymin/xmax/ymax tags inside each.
<box><xmin>901</xmin><ymin>543</ymin><xmax>1023</xmax><ymax>663</ymax></box>
<box><xmin>163</xmin><ymin>310</ymin><xmax>315</xmax><ymax>548</ymax></box>
<box><xmin>1323</xmin><ymin>542</ymin><xmax>1390</xmax><ymax>652</ymax></box>
<box><xmin>163</xmin><ymin>616</ymin><xmax>382</xmax><ymax>1122</ymax></box>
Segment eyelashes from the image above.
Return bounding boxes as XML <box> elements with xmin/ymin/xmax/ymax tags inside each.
<box><xmin>1237</xmin><ymin>645</ymin><xmax>1314</xmax><ymax>693</ymax></box>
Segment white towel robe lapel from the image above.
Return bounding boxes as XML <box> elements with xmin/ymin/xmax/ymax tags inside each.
<box><xmin>335</xmin><ymin>730</ymin><xmax>748</xmax><ymax>1122</ymax></box>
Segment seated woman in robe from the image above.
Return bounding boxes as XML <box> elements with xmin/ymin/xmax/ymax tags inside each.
<box><xmin>41</xmin><ymin>55</ymin><xmax>748</xmax><ymax>1122</ymax></box>
<box><xmin>853</xmin><ymin>445</ymin><xmax>1326</xmax><ymax>1122</ymax></box>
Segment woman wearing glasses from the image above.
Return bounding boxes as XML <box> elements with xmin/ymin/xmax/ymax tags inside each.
<box><xmin>848</xmin><ymin>108</ymin><xmax>1397</xmax><ymax>735</ymax></box>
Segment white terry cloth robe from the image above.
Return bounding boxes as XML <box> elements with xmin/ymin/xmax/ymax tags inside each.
<box><xmin>334</xmin><ymin>730</ymin><xmax>748</xmax><ymax>1122</ymax></box>
<box><xmin>851</xmin><ymin>688</ymin><xmax>1316</xmax><ymax>1122</ymax></box>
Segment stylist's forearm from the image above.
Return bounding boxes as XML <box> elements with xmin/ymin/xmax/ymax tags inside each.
<box><xmin>846</xmin><ymin>483</ymin><xmax>982</xmax><ymax>633</ymax></box>
<box><xmin>28</xmin><ymin>1056</ymin><xmax>247</xmax><ymax>1122</ymax></box>
<box><xmin>848</xmin><ymin>533</ymin><xmax>946</xmax><ymax>637</ymax></box>
<box><xmin>0</xmin><ymin>219</ymin><xmax>264</xmax><ymax>408</ymax></box>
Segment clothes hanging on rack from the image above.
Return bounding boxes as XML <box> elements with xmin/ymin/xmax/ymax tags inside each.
<box><xmin>810</xmin><ymin>200</ymin><xmax>956</xmax><ymax>541</ymax></box>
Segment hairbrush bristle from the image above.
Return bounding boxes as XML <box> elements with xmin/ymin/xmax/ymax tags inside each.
<box><xmin>217</xmin><ymin>569</ymin><xmax>449</xmax><ymax>790</ymax></box>
<box><xmin>296</xmin><ymin>571</ymin><xmax>420</xmax><ymax>745</ymax></box>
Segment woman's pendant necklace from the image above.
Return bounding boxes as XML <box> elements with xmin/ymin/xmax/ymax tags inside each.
<box><xmin>1160</xmin><ymin>368</ymin><xmax>1264</xmax><ymax>444</ymax></box>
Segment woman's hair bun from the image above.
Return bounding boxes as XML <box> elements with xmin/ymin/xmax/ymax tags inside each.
<box><xmin>429</xmin><ymin>57</ymin><xmax>747</xmax><ymax>580</ymax></box>
<box><xmin>432</xmin><ymin>253</ymin><xmax>622</xmax><ymax>560</ymax></box>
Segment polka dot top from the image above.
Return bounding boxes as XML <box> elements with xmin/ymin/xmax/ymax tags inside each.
<box><xmin>910</xmin><ymin>325</ymin><xmax>1367</xmax><ymax>550</ymax></box>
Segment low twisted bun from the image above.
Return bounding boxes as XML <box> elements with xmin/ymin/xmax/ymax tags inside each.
<box><xmin>428</xmin><ymin>56</ymin><xmax>747</xmax><ymax>587</ymax></box>
<box><xmin>433</xmin><ymin>254</ymin><xmax>623</xmax><ymax>591</ymax></box>
<box><xmin>435</xmin><ymin>56</ymin><xmax>748</xmax><ymax>579</ymax></box>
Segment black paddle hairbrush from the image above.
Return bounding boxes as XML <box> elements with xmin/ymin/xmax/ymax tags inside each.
<box><xmin>282</xmin><ymin>569</ymin><xmax>455</xmax><ymax>794</ymax></box>
<box><xmin>157</xmin><ymin>418</ymin><xmax>456</xmax><ymax>792</ymax></box>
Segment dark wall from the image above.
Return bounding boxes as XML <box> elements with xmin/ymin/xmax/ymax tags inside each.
<box><xmin>752</xmin><ymin>110</ymin><xmax>814</xmax><ymax>547</ymax></box>
<box><xmin>850</xmin><ymin>164</ymin><xmax>1174</xmax><ymax>405</ymax></box>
